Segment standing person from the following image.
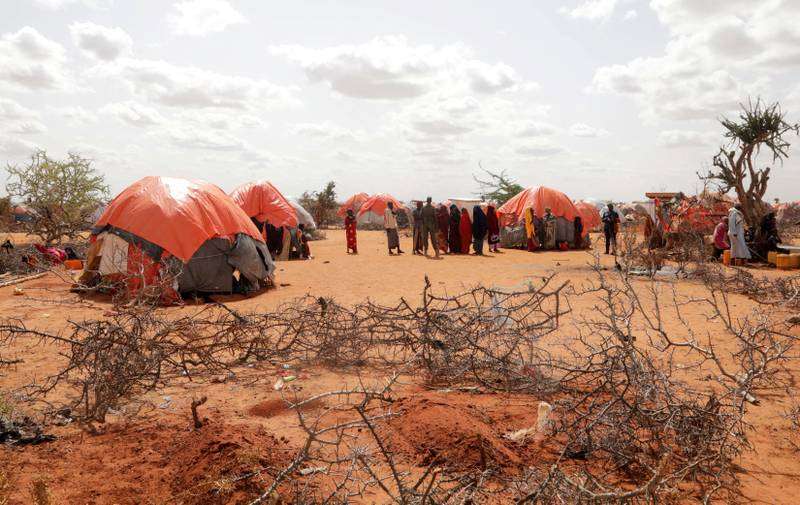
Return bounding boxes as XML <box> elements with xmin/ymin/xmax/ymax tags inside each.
<box><xmin>543</xmin><ymin>208</ymin><xmax>557</xmax><ymax>250</ymax></box>
<box><xmin>573</xmin><ymin>216</ymin><xmax>584</xmax><ymax>249</ymax></box>
<box><xmin>436</xmin><ymin>204</ymin><xmax>450</xmax><ymax>254</ymax></box>
<box><xmin>459</xmin><ymin>208</ymin><xmax>472</xmax><ymax>254</ymax></box>
<box><xmin>524</xmin><ymin>207</ymin><xmax>538</xmax><ymax>252</ymax></box>
<box><xmin>487</xmin><ymin>205</ymin><xmax>500</xmax><ymax>253</ymax></box>
<box><xmin>384</xmin><ymin>201</ymin><xmax>404</xmax><ymax>255</ymax></box>
<box><xmin>344</xmin><ymin>208</ymin><xmax>358</xmax><ymax>254</ymax></box>
<box><xmin>602</xmin><ymin>203</ymin><xmax>620</xmax><ymax>255</ymax></box>
<box><xmin>712</xmin><ymin>216</ymin><xmax>729</xmax><ymax>260</ymax></box>
<box><xmin>412</xmin><ymin>201</ymin><xmax>424</xmax><ymax>255</ymax></box>
<box><xmin>421</xmin><ymin>197</ymin><xmax>440</xmax><ymax>258</ymax></box>
<box><xmin>472</xmin><ymin>205</ymin><xmax>488</xmax><ymax>255</ymax></box>
<box><xmin>728</xmin><ymin>204</ymin><xmax>750</xmax><ymax>265</ymax></box>
<box><xmin>448</xmin><ymin>204</ymin><xmax>461</xmax><ymax>253</ymax></box>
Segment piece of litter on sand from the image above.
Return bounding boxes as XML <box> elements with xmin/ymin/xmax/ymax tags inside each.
<box><xmin>158</xmin><ymin>396</ymin><xmax>172</xmax><ymax>409</ymax></box>
<box><xmin>274</xmin><ymin>378</ymin><xmax>285</xmax><ymax>391</ymax></box>
<box><xmin>504</xmin><ymin>427</ymin><xmax>536</xmax><ymax>443</ymax></box>
<box><xmin>279</xmin><ymin>283</ymin><xmax>291</xmax><ymax>287</ymax></box>
<box><xmin>299</xmin><ymin>466</ymin><xmax>327</xmax><ymax>476</ymax></box>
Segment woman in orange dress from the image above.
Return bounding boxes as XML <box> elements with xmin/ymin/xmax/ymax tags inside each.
<box><xmin>344</xmin><ymin>208</ymin><xmax>358</xmax><ymax>254</ymax></box>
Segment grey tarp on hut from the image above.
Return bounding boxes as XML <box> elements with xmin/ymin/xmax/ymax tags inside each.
<box><xmin>177</xmin><ymin>234</ymin><xmax>274</xmax><ymax>294</ymax></box>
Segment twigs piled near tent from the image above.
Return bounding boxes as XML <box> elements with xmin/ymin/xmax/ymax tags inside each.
<box><xmin>1</xmin><ymin>266</ymin><xmax>794</xmax><ymax>502</ymax></box>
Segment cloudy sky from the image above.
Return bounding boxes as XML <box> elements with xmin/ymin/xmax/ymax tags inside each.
<box><xmin>2</xmin><ymin>0</ymin><xmax>800</xmax><ymax>202</ymax></box>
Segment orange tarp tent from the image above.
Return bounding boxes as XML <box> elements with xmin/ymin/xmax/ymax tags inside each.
<box><xmin>497</xmin><ymin>186</ymin><xmax>579</xmax><ymax>227</ymax></box>
<box><xmin>337</xmin><ymin>192</ymin><xmax>370</xmax><ymax>217</ymax></box>
<box><xmin>357</xmin><ymin>193</ymin><xmax>406</xmax><ymax>219</ymax></box>
<box><xmin>574</xmin><ymin>201</ymin><xmax>602</xmax><ymax>236</ymax></box>
<box><xmin>230</xmin><ymin>181</ymin><xmax>298</xmax><ymax>228</ymax></box>
<box><xmin>94</xmin><ymin>176</ymin><xmax>263</xmax><ymax>263</ymax></box>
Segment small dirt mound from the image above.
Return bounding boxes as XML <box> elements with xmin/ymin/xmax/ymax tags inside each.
<box><xmin>248</xmin><ymin>397</ymin><xmax>326</xmax><ymax>418</ymax></box>
<box><xmin>385</xmin><ymin>396</ymin><xmax>524</xmax><ymax>473</ymax></box>
<box><xmin>5</xmin><ymin>420</ymin><xmax>295</xmax><ymax>505</ymax></box>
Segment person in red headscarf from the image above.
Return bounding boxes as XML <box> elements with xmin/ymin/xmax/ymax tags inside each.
<box><xmin>344</xmin><ymin>208</ymin><xmax>358</xmax><ymax>254</ymax></box>
<box><xmin>459</xmin><ymin>208</ymin><xmax>472</xmax><ymax>254</ymax></box>
<box><xmin>487</xmin><ymin>205</ymin><xmax>500</xmax><ymax>253</ymax></box>
<box><xmin>436</xmin><ymin>204</ymin><xmax>450</xmax><ymax>254</ymax></box>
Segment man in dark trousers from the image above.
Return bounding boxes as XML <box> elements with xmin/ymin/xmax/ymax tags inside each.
<box><xmin>421</xmin><ymin>197</ymin><xmax>440</xmax><ymax>258</ymax></box>
<box><xmin>602</xmin><ymin>203</ymin><xmax>620</xmax><ymax>255</ymax></box>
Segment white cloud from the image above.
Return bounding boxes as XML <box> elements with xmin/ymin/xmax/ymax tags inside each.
<box><xmin>0</xmin><ymin>135</ymin><xmax>39</xmax><ymax>156</ymax></box>
<box><xmin>657</xmin><ymin>129</ymin><xmax>716</xmax><ymax>148</ymax></box>
<box><xmin>591</xmin><ymin>0</ymin><xmax>800</xmax><ymax>122</ymax></box>
<box><xmin>569</xmin><ymin>122</ymin><xmax>609</xmax><ymax>137</ymax></box>
<box><xmin>514</xmin><ymin>138</ymin><xmax>566</xmax><ymax>157</ymax></box>
<box><xmin>50</xmin><ymin>105</ymin><xmax>98</xmax><ymax>125</ymax></box>
<box><xmin>167</xmin><ymin>0</ymin><xmax>246</xmax><ymax>36</ymax></box>
<box><xmin>7</xmin><ymin>120</ymin><xmax>47</xmax><ymax>134</ymax></box>
<box><xmin>271</xmin><ymin>35</ymin><xmax>524</xmax><ymax>100</ymax></box>
<box><xmin>516</xmin><ymin>121</ymin><xmax>558</xmax><ymax>137</ymax></box>
<box><xmin>290</xmin><ymin>122</ymin><xmax>363</xmax><ymax>141</ymax></box>
<box><xmin>0</xmin><ymin>26</ymin><xmax>69</xmax><ymax>91</ymax></box>
<box><xmin>623</xmin><ymin>9</ymin><xmax>638</xmax><ymax>20</ymax></box>
<box><xmin>70</xmin><ymin>22</ymin><xmax>132</xmax><ymax>61</ymax></box>
<box><xmin>156</xmin><ymin>124</ymin><xmax>247</xmax><ymax>151</ymax></box>
<box><xmin>107</xmin><ymin>58</ymin><xmax>298</xmax><ymax>109</ymax></box>
<box><xmin>101</xmin><ymin>101</ymin><xmax>164</xmax><ymax>126</ymax></box>
<box><xmin>32</xmin><ymin>0</ymin><xmax>112</xmax><ymax>9</ymax></box>
<box><xmin>0</xmin><ymin>98</ymin><xmax>39</xmax><ymax>120</ymax></box>
<box><xmin>560</xmin><ymin>0</ymin><xmax>619</xmax><ymax>21</ymax></box>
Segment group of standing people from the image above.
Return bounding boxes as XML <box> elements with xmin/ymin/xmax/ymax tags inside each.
<box><xmin>713</xmin><ymin>204</ymin><xmax>783</xmax><ymax>265</ymax></box>
<box><xmin>408</xmin><ymin>198</ymin><xmax>500</xmax><ymax>257</ymax></box>
<box><xmin>342</xmin><ymin>198</ymin><xmax>501</xmax><ymax>257</ymax></box>
<box><xmin>255</xmin><ymin>219</ymin><xmax>312</xmax><ymax>261</ymax></box>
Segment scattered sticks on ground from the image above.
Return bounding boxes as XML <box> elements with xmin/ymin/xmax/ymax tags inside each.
<box><xmin>1</xmin><ymin>261</ymin><xmax>797</xmax><ymax>503</ymax></box>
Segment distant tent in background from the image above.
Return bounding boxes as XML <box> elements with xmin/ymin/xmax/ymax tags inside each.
<box><xmin>338</xmin><ymin>192</ymin><xmax>370</xmax><ymax>217</ymax></box>
<box><xmin>448</xmin><ymin>197</ymin><xmax>486</xmax><ymax>220</ymax></box>
<box><xmin>574</xmin><ymin>201</ymin><xmax>602</xmax><ymax>235</ymax></box>
<box><xmin>357</xmin><ymin>193</ymin><xmax>407</xmax><ymax>226</ymax></box>
<box><xmin>230</xmin><ymin>181</ymin><xmax>298</xmax><ymax>229</ymax></box>
<box><xmin>498</xmin><ymin>186</ymin><xmax>580</xmax><ymax>246</ymax></box>
<box><xmin>84</xmin><ymin>176</ymin><xmax>274</xmax><ymax>301</ymax></box>
<box><xmin>287</xmin><ymin>198</ymin><xmax>316</xmax><ymax>229</ymax></box>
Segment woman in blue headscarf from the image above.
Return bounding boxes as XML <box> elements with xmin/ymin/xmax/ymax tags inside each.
<box><xmin>471</xmin><ymin>205</ymin><xmax>488</xmax><ymax>255</ymax></box>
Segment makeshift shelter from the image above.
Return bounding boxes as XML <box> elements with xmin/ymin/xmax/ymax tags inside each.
<box><xmin>84</xmin><ymin>176</ymin><xmax>274</xmax><ymax>299</ymax></box>
<box><xmin>337</xmin><ymin>192</ymin><xmax>370</xmax><ymax>217</ymax></box>
<box><xmin>574</xmin><ymin>201</ymin><xmax>602</xmax><ymax>235</ymax></box>
<box><xmin>230</xmin><ymin>181</ymin><xmax>298</xmax><ymax>229</ymax></box>
<box><xmin>288</xmin><ymin>199</ymin><xmax>316</xmax><ymax>229</ymax></box>
<box><xmin>357</xmin><ymin>193</ymin><xmax>407</xmax><ymax>227</ymax></box>
<box><xmin>498</xmin><ymin>186</ymin><xmax>580</xmax><ymax>245</ymax></box>
<box><xmin>448</xmin><ymin>197</ymin><xmax>486</xmax><ymax>220</ymax></box>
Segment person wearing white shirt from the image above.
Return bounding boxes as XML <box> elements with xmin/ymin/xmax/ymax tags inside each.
<box><xmin>384</xmin><ymin>201</ymin><xmax>404</xmax><ymax>255</ymax></box>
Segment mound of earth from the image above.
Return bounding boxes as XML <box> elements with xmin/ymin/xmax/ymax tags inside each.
<box><xmin>3</xmin><ymin>420</ymin><xmax>294</xmax><ymax>505</ymax></box>
<box><xmin>384</xmin><ymin>392</ymin><xmax>547</xmax><ymax>474</ymax></box>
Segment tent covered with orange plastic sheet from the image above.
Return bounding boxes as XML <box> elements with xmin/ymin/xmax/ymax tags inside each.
<box><xmin>337</xmin><ymin>192</ymin><xmax>370</xmax><ymax>217</ymax></box>
<box><xmin>497</xmin><ymin>186</ymin><xmax>579</xmax><ymax>227</ymax></box>
<box><xmin>574</xmin><ymin>201</ymin><xmax>602</xmax><ymax>236</ymax></box>
<box><xmin>85</xmin><ymin>176</ymin><xmax>274</xmax><ymax>300</ymax></box>
<box><xmin>230</xmin><ymin>180</ymin><xmax>298</xmax><ymax>229</ymax></box>
<box><xmin>357</xmin><ymin>193</ymin><xmax>407</xmax><ymax>226</ymax></box>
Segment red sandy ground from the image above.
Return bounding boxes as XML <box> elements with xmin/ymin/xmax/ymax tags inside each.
<box><xmin>0</xmin><ymin>230</ymin><xmax>799</xmax><ymax>503</ymax></box>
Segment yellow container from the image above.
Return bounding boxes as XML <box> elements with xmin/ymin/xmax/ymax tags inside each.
<box><xmin>768</xmin><ymin>251</ymin><xmax>778</xmax><ymax>265</ymax></box>
<box><xmin>722</xmin><ymin>249</ymin><xmax>731</xmax><ymax>266</ymax></box>
<box><xmin>776</xmin><ymin>254</ymin><xmax>792</xmax><ymax>270</ymax></box>
<box><xmin>790</xmin><ymin>254</ymin><xmax>800</xmax><ymax>269</ymax></box>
